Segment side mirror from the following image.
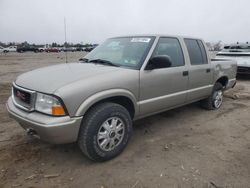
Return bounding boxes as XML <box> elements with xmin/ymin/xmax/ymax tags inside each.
<box><xmin>145</xmin><ymin>55</ymin><xmax>172</xmax><ymax>70</ymax></box>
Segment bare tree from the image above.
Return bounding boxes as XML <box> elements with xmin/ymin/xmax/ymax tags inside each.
<box><xmin>213</xmin><ymin>41</ymin><xmax>223</xmax><ymax>51</ymax></box>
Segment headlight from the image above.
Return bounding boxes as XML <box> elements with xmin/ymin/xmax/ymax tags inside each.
<box><xmin>35</xmin><ymin>93</ymin><xmax>66</xmax><ymax>116</ymax></box>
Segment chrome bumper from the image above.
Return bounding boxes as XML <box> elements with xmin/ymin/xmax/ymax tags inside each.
<box><xmin>6</xmin><ymin>97</ymin><xmax>82</xmax><ymax>144</ymax></box>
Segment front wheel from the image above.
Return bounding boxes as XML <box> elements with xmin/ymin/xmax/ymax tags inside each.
<box><xmin>201</xmin><ymin>82</ymin><xmax>224</xmax><ymax>110</ymax></box>
<box><xmin>78</xmin><ymin>102</ymin><xmax>132</xmax><ymax>162</ymax></box>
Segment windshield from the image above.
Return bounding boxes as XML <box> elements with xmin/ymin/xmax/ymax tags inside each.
<box><xmin>222</xmin><ymin>45</ymin><xmax>250</xmax><ymax>52</ymax></box>
<box><xmin>83</xmin><ymin>37</ymin><xmax>155</xmax><ymax>69</ymax></box>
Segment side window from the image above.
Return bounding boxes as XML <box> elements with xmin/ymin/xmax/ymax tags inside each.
<box><xmin>197</xmin><ymin>40</ymin><xmax>208</xmax><ymax>64</ymax></box>
<box><xmin>184</xmin><ymin>39</ymin><xmax>207</xmax><ymax>65</ymax></box>
<box><xmin>152</xmin><ymin>37</ymin><xmax>185</xmax><ymax>67</ymax></box>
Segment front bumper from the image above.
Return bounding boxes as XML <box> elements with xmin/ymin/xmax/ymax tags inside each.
<box><xmin>6</xmin><ymin>97</ymin><xmax>82</xmax><ymax>144</ymax></box>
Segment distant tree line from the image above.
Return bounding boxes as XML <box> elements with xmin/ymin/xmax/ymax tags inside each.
<box><xmin>0</xmin><ymin>41</ymin><xmax>98</xmax><ymax>48</ymax></box>
<box><xmin>1</xmin><ymin>40</ymin><xmax>224</xmax><ymax>51</ymax></box>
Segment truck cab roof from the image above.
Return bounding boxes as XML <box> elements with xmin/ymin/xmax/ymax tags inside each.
<box><xmin>113</xmin><ymin>34</ymin><xmax>203</xmax><ymax>40</ymax></box>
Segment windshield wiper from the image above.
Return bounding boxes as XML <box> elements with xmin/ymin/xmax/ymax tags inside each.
<box><xmin>89</xmin><ymin>59</ymin><xmax>119</xmax><ymax>67</ymax></box>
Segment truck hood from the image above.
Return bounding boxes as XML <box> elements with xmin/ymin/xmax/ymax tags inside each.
<box><xmin>15</xmin><ymin>63</ymin><xmax>124</xmax><ymax>93</ymax></box>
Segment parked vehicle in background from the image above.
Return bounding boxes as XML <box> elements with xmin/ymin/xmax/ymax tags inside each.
<box><xmin>76</xmin><ymin>47</ymin><xmax>85</xmax><ymax>51</ymax></box>
<box><xmin>3</xmin><ymin>46</ymin><xmax>17</xmax><ymax>53</ymax></box>
<box><xmin>57</xmin><ymin>47</ymin><xmax>63</xmax><ymax>52</ymax></box>
<box><xmin>7</xmin><ymin>35</ymin><xmax>237</xmax><ymax>162</ymax></box>
<box><xmin>0</xmin><ymin>46</ymin><xmax>4</xmax><ymax>53</ymax></box>
<box><xmin>38</xmin><ymin>47</ymin><xmax>47</xmax><ymax>52</ymax></box>
<box><xmin>45</xmin><ymin>48</ymin><xmax>60</xmax><ymax>53</ymax></box>
<box><xmin>17</xmin><ymin>46</ymin><xmax>39</xmax><ymax>53</ymax></box>
<box><xmin>62</xmin><ymin>47</ymin><xmax>76</xmax><ymax>52</ymax></box>
<box><xmin>84</xmin><ymin>46</ymin><xmax>95</xmax><ymax>52</ymax></box>
<box><xmin>216</xmin><ymin>42</ymin><xmax>250</xmax><ymax>74</ymax></box>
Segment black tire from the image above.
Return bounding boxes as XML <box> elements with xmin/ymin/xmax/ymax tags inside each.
<box><xmin>201</xmin><ymin>82</ymin><xmax>224</xmax><ymax>110</ymax></box>
<box><xmin>78</xmin><ymin>102</ymin><xmax>132</xmax><ymax>162</ymax></box>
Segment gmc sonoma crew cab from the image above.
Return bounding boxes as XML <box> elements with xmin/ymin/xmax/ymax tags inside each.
<box><xmin>7</xmin><ymin>35</ymin><xmax>237</xmax><ymax>161</ymax></box>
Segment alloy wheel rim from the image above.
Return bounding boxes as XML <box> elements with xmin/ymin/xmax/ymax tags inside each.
<box><xmin>214</xmin><ymin>90</ymin><xmax>223</xmax><ymax>108</ymax></box>
<box><xmin>97</xmin><ymin>117</ymin><xmax>125</xmax><ymax>151</ymax></box>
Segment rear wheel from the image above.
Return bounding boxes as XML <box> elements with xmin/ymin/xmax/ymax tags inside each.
<box><xmin>201</xmin><ymin>82</ymin><xmax>224</xmax><ymax>110</ymax></box>
<box><xmin>78</xmin><ymin>102</ymin><xmax>132</xmax><ymax>161</ymax></box>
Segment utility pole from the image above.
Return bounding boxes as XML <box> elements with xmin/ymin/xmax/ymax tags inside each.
<box><xmin>64</xmin><ymin>17</ymin><xmax>68</xmax><ymax>63</ymax></box>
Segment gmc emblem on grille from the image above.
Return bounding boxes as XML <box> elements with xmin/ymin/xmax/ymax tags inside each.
<box><xmin>16</xmin><ymin>90</ymin><xmax>26</xmax><ymax>101</ymax></box>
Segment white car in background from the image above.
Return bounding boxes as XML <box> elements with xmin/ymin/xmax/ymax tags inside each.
<box><xmin>38</xmin><ymin>47</ymin><xmax>47</xmax><ymax>52</ymax></box>
<box><xmin>0</xmin><ymin>46</ymin><xmax>4</xmax><ymax>53</ymax></box>
<box><xmin>216</xmin><ymin>43</ymin><xmax>250</xmax><ymax>74</ymax></box>
<box><xmin>3</xmin><ymin>46</ymin><xmax>17</xmax><ymax>53</ymax></box>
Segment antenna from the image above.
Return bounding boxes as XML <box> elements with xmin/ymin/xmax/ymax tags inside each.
<box><xmin>64</xmin><ymin>17</ymin><xmax>68</xmax><ymax>63</ymax></box>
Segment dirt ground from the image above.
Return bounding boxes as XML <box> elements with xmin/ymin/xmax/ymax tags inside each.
<box><xmin>0</xmin><ymin>52</ymin><xmax>250</xmax><ymax>188</ymax></box>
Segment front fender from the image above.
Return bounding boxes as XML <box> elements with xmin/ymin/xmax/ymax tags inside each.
<box><xmin>75</xmin><ymin>89</ymin><xmax>139</xmax><ymax>117</ymax></box>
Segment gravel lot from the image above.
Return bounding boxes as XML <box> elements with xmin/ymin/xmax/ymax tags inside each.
<box><xmin>0</xmin><ymin>52</ymin><xmax>250</xmax><ymax>188</ymax></box>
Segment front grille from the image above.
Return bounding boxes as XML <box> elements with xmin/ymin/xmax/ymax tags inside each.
<box><xmin>12</xmin><ymin>83</ymin><xmax>36</xmax><ymax>111</ymax></box>
<box><xmin>237</xmin><ymin>66</ymin><xmax>250</xmax><ymax>74</ymax></box>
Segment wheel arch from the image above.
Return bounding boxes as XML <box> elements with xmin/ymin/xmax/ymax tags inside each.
<box><xmin>215</xmin><ymin>76</ymin><xmax>228</xmax><ymax>88</ymax></box>
<box><xmin>75</xmin><ymin>89</ymin><xmax>138</xmax><ymax>119</ymax></box>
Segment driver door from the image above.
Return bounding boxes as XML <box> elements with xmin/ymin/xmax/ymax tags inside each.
<box><xmin>139</xmin><ymin>37</ymin><xmax>189</xmax><ymax>116</ymax></box>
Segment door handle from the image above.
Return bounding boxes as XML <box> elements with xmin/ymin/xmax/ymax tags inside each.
<box><xmin>183</xmin><ymin>71</ymin><xmax>189</xmax><ymax>76</ymax></box>
<box><xmin>206</xmin><ymin>68</ymin><xmax>211</xmax><ymax>73</ymax></box>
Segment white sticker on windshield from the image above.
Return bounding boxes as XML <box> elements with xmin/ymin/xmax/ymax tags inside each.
<box><xmin>131</xmin><ymin>38</ymin><xmax>151</xmax><ymax>43</ymax></box>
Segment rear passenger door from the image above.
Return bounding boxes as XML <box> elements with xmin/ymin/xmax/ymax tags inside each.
<box><xmin>184</xmin><ymin>39</ymin><xmax>213</xmax><ymax>101</ymax></box>
<box><xmin>139</xmin><ymin>37</ymin><xmax>189</xmax><ymax>116</ymax></box>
